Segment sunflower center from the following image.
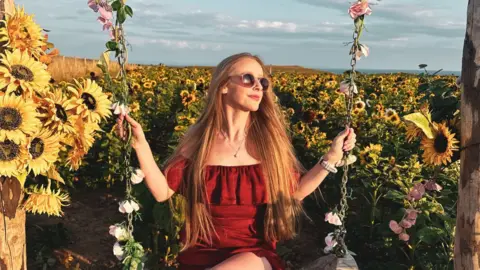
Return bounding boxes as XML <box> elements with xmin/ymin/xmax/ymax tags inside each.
<box><xmin>11</xmin><ymin>65</ymin><xmax>34</xmax><ymax>82</ymax></box>
<box><xmin>0</xmin><ymin>140</ymin><xmax>20</xmax><ymax>161</ymax></box>
<box><xmin>55</xmin><ymin>104</ymin><xmax>68</xmax><ymax>123</ymax></box>
<box><xmin>29</xmin><ymin>138</ymin><xmax>44</xmax><ymax>159</ymax></box>
<box><xmin>434</xmin><ymin>133</ymin><xmax>448</xmax><ymax>153</ymax></box>
<box><xmin>0</xmin><ymin>107</ymin><xmax>22</xmax><ymax>130</ymax></box>
<box><xmin>13</xmin><ymin>86</ymin><xmax>24</xmax><ymax>96</ymax></box>
<box><xmin>81</xmin><ymin>93</ymin><xmax>97</xmax><ymax>110</ymax></box>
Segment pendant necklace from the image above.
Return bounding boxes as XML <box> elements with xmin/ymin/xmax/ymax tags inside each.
<box><xmin>221</xmin><ymin>129</ymin><xmax>248</xmax><ymax>158</ymax></box>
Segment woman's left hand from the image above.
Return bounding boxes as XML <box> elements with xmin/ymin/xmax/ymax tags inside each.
<box><xmin>324</xmin><ymin>127</ymin><xmax>357</xmax><ymax>165</ymax></box>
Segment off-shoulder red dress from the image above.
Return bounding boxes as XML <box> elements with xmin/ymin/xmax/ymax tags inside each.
<box><xmin>164</xmin><ymin>158</ymin><xmax>300</xmax><ymax>270</ymax></box>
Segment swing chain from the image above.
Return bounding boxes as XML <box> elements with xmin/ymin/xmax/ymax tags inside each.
<box><xmin>333</xmin><ymin>20</ymin><xmax>360</xmax><ymax>258</ymax></box>
<box><xmin>115</xmin><ymin>6</ymin><xmax>135</xmax><ymax>236</ymax></box>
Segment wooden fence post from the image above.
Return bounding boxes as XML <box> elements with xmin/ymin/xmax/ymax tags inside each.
<box><xmin>455</xmin><ymin>0</ymin><xmax>480</xmax><ymax>269</ymax></box>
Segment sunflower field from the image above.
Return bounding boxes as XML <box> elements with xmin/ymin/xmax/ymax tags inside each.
<box><xmin>0</xmin><ymin>3</ymin><xmax>462</xmax><ymax>270</ymax></box>
<box><xmin>57</xmin><ymin>63</ymin><xmax>458</xmax><ymax>269</ymax></box>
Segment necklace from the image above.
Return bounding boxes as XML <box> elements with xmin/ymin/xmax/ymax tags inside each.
<box><xmin>221</xmin><ymin>130</ymin><xmax>247</xmax><ymax>158</ymax></box>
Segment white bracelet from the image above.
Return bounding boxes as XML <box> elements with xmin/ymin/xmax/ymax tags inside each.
<box><xmin>319</xmin><ymin>155</ymin><xmax>338</xmax><ymax>173</ymax></box>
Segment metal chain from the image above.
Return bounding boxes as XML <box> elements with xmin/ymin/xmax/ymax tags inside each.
<box><xmin>333</xmin><ymin>17</ymin><xmax>363</xmax><ymax>258</ymax></box>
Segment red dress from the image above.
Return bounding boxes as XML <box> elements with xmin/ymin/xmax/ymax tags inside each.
<box><xmin>165</xmin><ymin>158</ymin><xmax>300</xmax><ymax>270</ymax></box>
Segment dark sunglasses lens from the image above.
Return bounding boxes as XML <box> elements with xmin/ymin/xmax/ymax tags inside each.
<box><xmin>260</xmin><ymin>78</ymin><xmax>269</xmax><ymax>90</ymax></box>
<box><xmin>242</xmin><ymin>74</ymin><xmax>255</xmax><ymax>87</ymax></box>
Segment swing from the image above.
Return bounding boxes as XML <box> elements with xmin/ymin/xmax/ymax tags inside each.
<box><xmin>111</xmin><ymin>1</ymin><xmax>371</xmax><ymax>269</ymax></box>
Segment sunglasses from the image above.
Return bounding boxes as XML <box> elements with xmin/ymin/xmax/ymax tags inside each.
<box><xmin>229</xmin><ymin>73</ymin><xmax>270</xmax><ymax>91</ymax></box>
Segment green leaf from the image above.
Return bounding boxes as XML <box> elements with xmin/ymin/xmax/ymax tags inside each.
<box><xmin>111</xmin><ymin>0</ymin><xmax>121</xmax><ymax>11</ymax></box>
<box><xmin>403</xmin><ymin>112</ymin><xmax>434</xmax><ymax>139</ymax></box>
<box><xmin>106</xmin><ymin>41</ymin><xmax>118</xmax><ymax>51</ymax></box>
<box><xmin>384</xmin><ymin>190</ymin><xmax>405</xmax><ymax>202</ymax></box>
<box><xmin>118</xmin><ymin>7</ymin><xmax>127</xmax><ymax>24</ymax></box>
<box><xmin>416</xmin><ymin>226</ymin><xmax>445</xmax><ymax>245</ymax></box>
<box><xmin>125</xmin><ymin>5</ymin><xmax>134</xmax><ymax>17</ymax></box>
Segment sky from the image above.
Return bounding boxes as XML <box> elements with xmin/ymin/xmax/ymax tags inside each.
<box><xmin>16</xmin><ymin>0</ymin><xmax>467</xmax><ymax>71</ymax></box>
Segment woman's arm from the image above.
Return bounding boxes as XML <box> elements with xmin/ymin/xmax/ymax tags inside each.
<box><xmin>293</xmin><ymin>154</ymin><xmax>334</xmax><ymax>201</ymax></box>
<box><xmin>293</xmin><ymin>127</ymin><xmax>357</xmax><ymax>201</ymax></box>
<box><xmin>134</xmin><ymin>141</ymin><xmax>174</xmax><ymax>202</ymax></box>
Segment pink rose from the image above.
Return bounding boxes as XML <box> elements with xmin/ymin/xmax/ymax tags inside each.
<box><xmin>389</xmin><ymin>220</ymin><xmax>402</xmax><ymax>234</ymax></box>
<box><xmin>325</xmin><ymin>212</ymin><xmax>342</xmax><ymax>226</ymax></box>
<box><xmin>348</xmin><ymin>1</ymin><xmax>372</xmax><ymax>20</ymax></box>
<box><xmin>98</xmin><ymin>6</ymin><xmax>113</xmax><ymax>21</ymax></box>
<box><xmin>424</xmin><ymin>180</ymin><xmax>442</xmax><ymax>191</ymax></box>
<box><xmin>97</xmin><ymin>17</ymin><xmax>112</xmax><ymax>30</ymax></box>
<box><xmin>399</xmin><ymin>233</ymin><xmax>410</xmax><ymax>242</ymax></box>
<box><xmin>407</xmin><ymin>183</ymin><xmax>425</xmax><ymax>201</ymax></box>
<box><xmin>405</xmin><ymin>209</ymin><xmax>419</xmax><ymax>220</ymax></box>
<box><xmin>88</xmin><ymin>0</ymin><xmax>99</xmax><ymax>12</ymax></box>
<box><xmin>399</xmin><ymin>219</ymin><xmax>413</xmax><ymax>229</ymax></box>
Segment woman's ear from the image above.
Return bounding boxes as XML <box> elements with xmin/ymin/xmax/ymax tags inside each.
<box><xmin>222</xmin><ymin>87</ymin><xmax>228</xmax><ymax>94</ymax></box>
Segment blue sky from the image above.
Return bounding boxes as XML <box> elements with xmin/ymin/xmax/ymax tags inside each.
<box><xmin>17</xmin><ymin>0</ymin><xmax>467</xmax><ymax>71</ymax></box>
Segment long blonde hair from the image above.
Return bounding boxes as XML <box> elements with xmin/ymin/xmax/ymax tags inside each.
<box><xmin>163</xmin><ymin>52</ymin><xmax>306</xmax><ymax>251</ymax></box>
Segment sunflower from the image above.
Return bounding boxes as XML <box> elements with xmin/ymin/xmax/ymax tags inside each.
<box><xmin>355</xmin><ymin>100</ymin><xmax>366</xmax><ymax>111</ymax></box>
<box><xmin>143</xmin><ymin>81</ymin><xmax>152</xmax><ymax>89</ymax></box>
<box><xmin>294</xmin><ymin>121</ymin><xmax>306</xmax><ymax>134</ymax></box>
<box><xmin>0</xmin><ymin>93</ymin><xmax>40</xmax><ymax>144</ymax></box>
<box><xmin>388</xmin><ymin>114</ymin><xmax>401</xmax><ymax>125</ymax></box>
<box><xmin>23</xmin><ymin>179</ymin><xmax>70</xmax><ymax>217</ymax></box>
<box><xmin>0</xmin><ymin>5</ymin><xmax>46</xmax><ymax>58</ymax></box>
<box><xmin>36</xmin><ymin>88</ymin><xmax>78</xmax><ymax>135</ymax></box>
<box><xmin>359</xmin><ymin>143</ymin><xmax>383</xmax><ymax>166</ymax></box>
<box><xmin>385</xmin><ymin>108</ymin><xmax>397</xmax><ymax>118</ymax></box>
<box><xmin>352</xmin><ymin>108</ymin><xmax>362</xmax><ymax>116</ymax></box>
<box><xmin>132</xmin><ymin>83</ymin><xmax>140</xmax><ymax>91</ymax></box>
<box><xmin>0</xmin><ymin>49</ymin><xmax>51</xmax><ymax>97</ymax></box>
<box><xmin>0</xmin><ymin>139</ymin><xmax>29</xmax><ymax>177</ymax></box>
<box><xmin>26</xmin><ymin>128</ymin><xmax>61</xmax><ymax>176</ymax></box>
<box><xmin>64</xmin><ymin>119</ymin><xmax>100</xmax><ymax>170</ymax></box>
<box><xmin>405</xmin><ymin>123</ymin><xmax>422</xmax><ymax>142</ymax></box>
<box><xmin>67</xmin><ymin>79</ymin><xmax>112</xmax><ymax>123</ymax></box>
<box><xmin>325</xmin><ymin>80</ymin><xmax>337</xmax><ymax>88</ymax></box>
<box><xmin>180</xmin><ymin>90</ymin><xmax>197</xmax><ymax>107</ymax></box>
<box><xmin>421</xmin><ymin>122</ymin><xmax>459</xmax><ymax>166</ymax></box>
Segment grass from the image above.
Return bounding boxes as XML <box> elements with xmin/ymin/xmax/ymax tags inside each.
<box><xmin>47</xmin><ymin>56</ymin><xmax>332</xmax><ymax>82</ymax></box>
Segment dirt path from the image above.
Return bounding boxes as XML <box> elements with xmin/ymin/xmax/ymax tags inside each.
<box><xmin>26</xmin><ymin>187</ymin><xmax>327</xmax><ymax>269</ymax></box>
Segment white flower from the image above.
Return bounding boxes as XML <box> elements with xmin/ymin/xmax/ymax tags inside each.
<box><xmin>109</xmin><ymin>224</ymin><xmax>130</xmax><ymax>241</ymax></box>
<box><xmin>113</xmin><ymin>242</ymin><xmax>125</xmax><ymax>260</ymax></box>
<box><xmin>130</xmin><ymin>200</ymin><xmax>140</xmax><ymax>211</ymax></box>
<box><xmin>339</xmin><ymin>80</ymin><xmax>358</xmax><ymax>96</ymax></box>
<box><xmin>119</xmin><ymin>200</ymin><xmax>133</xmax><ymax>213</ymax></box>
<box><xmin>324</xmin><ymin>232</ymin><xmax>338</xmax><ymax>253</ymax></box>
<box><xmin>111</xmin><ymin>102</ymin><xmax>130</xmax><ymax>116</ymax></box>
<box><xmin>130</xmin><ymin>168</ymin><xmax>145</xmax><ymax>184</ymax></box>
<box><xmin>325</xmin><ymin>212</ymin><xmax>342</xmax><ymax>226</ymax></box>
<box><xmin>355</xmin><ymin>44</ymin><xmax>369</xmax><ymax>60</ymax></box>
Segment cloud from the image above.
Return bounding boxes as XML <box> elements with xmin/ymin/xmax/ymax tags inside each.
<box><xmin>128</xmin><ymin>36</ymin><xmax>223</xmax><ymax>51</ymax></box>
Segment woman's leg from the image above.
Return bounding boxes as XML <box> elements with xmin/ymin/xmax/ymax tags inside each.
<box><xmin>208</xmin><ymin>252</ymin><xmax>272</xmax><ymax>270</ymax></box>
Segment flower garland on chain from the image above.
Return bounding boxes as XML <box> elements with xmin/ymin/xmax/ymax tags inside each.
<box><xmin>323</xmin><ymin>0</ymin><xmax>372</xmax><ymax>256</ymax></box>
<box><xmin>87</xmin><ymin>1</ymin><xmax>146</xmax><ymax>269</ymax></box>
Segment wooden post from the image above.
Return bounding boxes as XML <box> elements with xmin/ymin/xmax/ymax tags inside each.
<box><xmin>0</xmin><ymin>2</ymin><xmax>28</xmax><ymax>270</ymax></box>
<box><xmin>455</xmin><ymin>0</ymin><xmax>480</xmax><ymax>269</ymax></box>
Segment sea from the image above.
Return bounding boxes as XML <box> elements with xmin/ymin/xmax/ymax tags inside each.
<box><xmin>320</xmin><ymin>68</ymin><xmax>461</xmax><ymax>76</ymax></box>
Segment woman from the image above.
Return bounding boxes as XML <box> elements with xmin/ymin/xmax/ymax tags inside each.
<box><xmin>116</xmin><ymin>52</ymin><xmax>356</xmax><ymax>270</ymax></box>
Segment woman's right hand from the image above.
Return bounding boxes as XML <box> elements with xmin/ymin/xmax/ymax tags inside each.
<box><xmin>116</xmin><ymin>113</ymin><xmax>147</xmax><ymax>150</ymax></box>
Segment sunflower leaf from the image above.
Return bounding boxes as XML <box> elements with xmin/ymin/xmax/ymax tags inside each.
<box><xmin>403</xmin><ymin>112</ymin><xmax>434</xmax><ymax>139</ymax></box>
